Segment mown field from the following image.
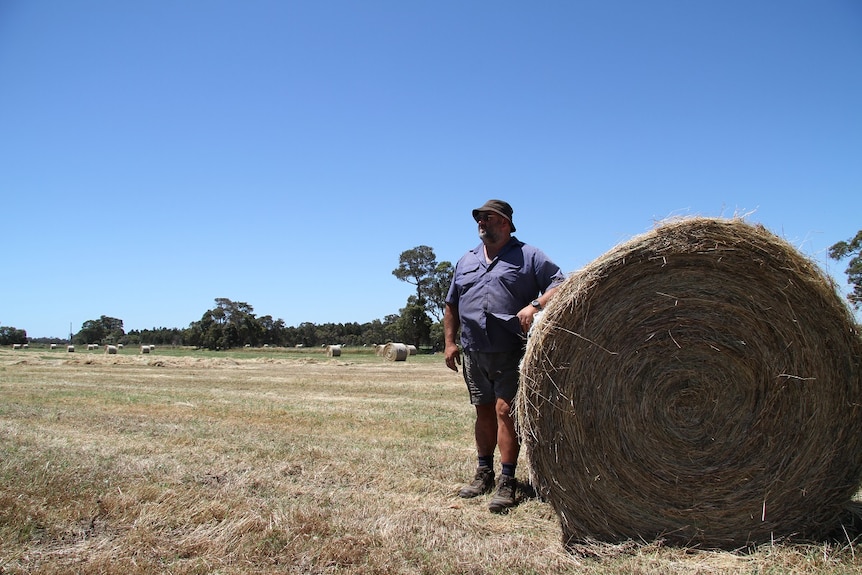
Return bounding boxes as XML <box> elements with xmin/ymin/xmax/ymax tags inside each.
<box><xmin>1</xmin><ymin>346</ymin><xmax>860</xmax><ymax>574</ymax></box>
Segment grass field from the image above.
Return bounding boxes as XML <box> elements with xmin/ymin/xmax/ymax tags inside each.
<box><xmin>1</xmin><ymin>346</ymin><xmax>860</xmax><ymax>574</ymax></box>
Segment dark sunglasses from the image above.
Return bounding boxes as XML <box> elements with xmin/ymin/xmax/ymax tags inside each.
<box><xmin>475</xmin><ymin>212</ymin><xmax>497</xmax><ymax>223</ymax></box>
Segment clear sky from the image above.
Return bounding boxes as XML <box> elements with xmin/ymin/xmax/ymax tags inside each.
<box><xmin>1</xmin><ymin>1</ymin><xmax>860</xmax><ymax>338</ymax></box>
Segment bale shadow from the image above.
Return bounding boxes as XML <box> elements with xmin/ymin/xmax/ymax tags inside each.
<box><xmin>556</xmin><ymin>501</ymin><xmax>862</xmax><ymax>557</ymax></box>
<box><xmin>826</xmin><ymin>501</ymin><xmax>862</xmax><ymax>544</ymax></box>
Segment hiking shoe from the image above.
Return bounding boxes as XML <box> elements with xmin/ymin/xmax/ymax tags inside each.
<box><xmin>488</xmin><ymin>474</ymin><xmax>517</xmax><ymax>513</ymax></box>
<box><xmin>458</xmin><ymin>467</ymin><xmax>495</xmax><ymax>498</ymax></box>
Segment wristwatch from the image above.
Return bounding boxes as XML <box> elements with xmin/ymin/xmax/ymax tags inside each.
<box><xmin>530</xmin><ymin>299</ymin><xmax>542</xmax><ymax>310</ymax></box>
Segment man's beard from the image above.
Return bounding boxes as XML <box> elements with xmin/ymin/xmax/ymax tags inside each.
<box><xmin>479</xmin><ymin>226</ymin><xmax>499</xmax><ymax>243</ymax></box>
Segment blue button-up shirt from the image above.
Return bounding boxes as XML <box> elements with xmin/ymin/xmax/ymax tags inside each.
<box><xmin>446</xmin><ymin>237</ymin><xmax>565</xmax><ymax>353</ymax></box>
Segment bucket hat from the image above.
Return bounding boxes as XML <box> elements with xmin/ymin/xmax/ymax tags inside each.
<box><xmin>472</xmin><ymin>199</ymin><xmax>515</xmax><ymax>232</ymax></box>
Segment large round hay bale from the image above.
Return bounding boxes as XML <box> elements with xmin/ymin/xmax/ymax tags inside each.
<box><xmin>383</xmin><ymin>342</ymin><xmax>409</xmax><ymax>362</ymax></box>
<box><xmin>517</xmin><ymin>217</ymin><xmax>862</xmax><ymax>549</ymax></box>
<box><xmin>327</xmin><ymin>345</ymin><xmax>342</xmax><ymax>357</ymax></box>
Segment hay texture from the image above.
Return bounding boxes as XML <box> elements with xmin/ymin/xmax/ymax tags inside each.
<box><xmin>517</xmin><ymin>217</ymin><xmax>862</xmax><ymax>549</ymax></box>
<box><xmin>383</xmin><ymin>342</ymin><xmax>409</xmax><ymax>362</ymax></box>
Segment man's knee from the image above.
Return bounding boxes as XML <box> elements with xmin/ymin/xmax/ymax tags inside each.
<box><xmin>495</xmin><ymin>397</ymin><xmax>513</xmax><ymax>419</ymax></box>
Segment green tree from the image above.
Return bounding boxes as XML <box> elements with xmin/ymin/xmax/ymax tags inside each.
<box><xmin>426</xmin><ymin>261</ymin><xmax>454</xmax><ymax>322</ymax></box>
<box><xmin>296</xmin><ymin>322</ymin><xmax>319</xmax><ymax>348</ymax></box>
<box><xmin>186</xmin><ymin>298</ymin><xmax>261</xmax><ymax>350</ymax></box>
<box><xmin>74</xmin><ymin>315</ymin><xmax>124</xmax><ymax>345</ymax></box>
<box><xmin>0</xmin><ymin>326</ymin><xmax>28</xmax><ymax>346</ymax></box>
<box><xmin>829</xmin><ymin>230</ymin><xmax>862</xmax><ymax>310</ymax></box>
<box><xmin>128</xmin><ymin>327</ymin><xmax>184</xmax><ymax>346</ymax></box>
<box><xmin>392</xmin><ymin>245</ymin><xmax>453</xmax><ymax>328</ymax></box>
<box><xmin>396</xmin><ymin>300</ymin><xmax>432</xmax><ymax>346</ymax></box>
<box><xmin>392</xmin><ymin>245</ymin><xmax>438</xmax><ymax>307</ymax></box>
<box><xmin>258</xmin><ymin>315</ymin><xmax>286</xmax><ymax>347</ymax></box>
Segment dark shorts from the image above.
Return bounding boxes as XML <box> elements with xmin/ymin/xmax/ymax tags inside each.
<box><xmin>462</xmin><ymin>349</ymin><xmax>523</xmax><ymax>406</ymax></box>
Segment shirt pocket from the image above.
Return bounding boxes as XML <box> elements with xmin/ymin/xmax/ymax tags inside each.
<box><xmin>455</xmin><ymin>263</ymin><xmax>482</xmax><ymax>293</ymax></box>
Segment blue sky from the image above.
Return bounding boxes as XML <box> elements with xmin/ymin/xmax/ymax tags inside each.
<box><xmin>1</xmin><ymin>1</ymin><xmax>860</xmax><ymax>338</ymax></box>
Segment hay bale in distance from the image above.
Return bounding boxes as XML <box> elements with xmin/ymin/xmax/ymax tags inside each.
<box><xmin>517</xmin><ymin>217</ymin><xmax>862</xmax><ymax>549</ymax></box>
<box><xmin>406</xmin><ymin>344</ymin><xmax>418</xmax><ymax>356</ymax></box>
<box><xmin>383</xmin><ymin>342</ymin><xmax>409</xmax><ymax>362</ymax></box>
<box><xmin>327</xmin><ymin>345</ymin><xmax>342</xmax><ymax>357</ymax></box>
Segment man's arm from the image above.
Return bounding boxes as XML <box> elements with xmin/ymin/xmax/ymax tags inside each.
<box><xmin>443</xmin><ymin>302</ymin><xmax>461</xmax><ymax>372</ymax></box>
<box><xmin>533</xmin><ymin>285</ymin><xmax>559</xmax><ymax>310</ymax></box>
<box><xmin>516</xmin><ymin>284</ymin><xmax>560</xmax><ymax>334</ymax></box>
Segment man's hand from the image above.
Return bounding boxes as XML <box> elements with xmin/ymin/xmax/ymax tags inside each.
<box><xmin>444</xmin><ymin>343</ymin><xmax>461</xmax><ymax>372</ymax></box>
<box><xmin>517</xmin><ymin>304</ymin><xmax>540</xmax><ymax>334</ymax></box>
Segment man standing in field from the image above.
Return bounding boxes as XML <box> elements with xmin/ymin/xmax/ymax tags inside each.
<box><xmin>444</xmin><ymin>199</ymin><xmax>565</xmax><ymax>513</ymax></box>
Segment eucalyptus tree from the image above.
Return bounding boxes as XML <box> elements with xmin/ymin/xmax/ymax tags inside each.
<box><xmin>189</xmin><ymin>298</ymin><xmax>261</xmax><ymax>349</ymax></box>
<box><xmin>829</xmin><ymin>230</ymin><xmax>862</xmax><ymax>310</ymax></box>
<box><xmin>392</xmin><ymin>245</ymin><xmax>453</xmax><ymax>323</ymax></box>
<box><xmin>74</xmin><ymin>315</ymin><xmax>124</xmax><ymax>345</ymax></box>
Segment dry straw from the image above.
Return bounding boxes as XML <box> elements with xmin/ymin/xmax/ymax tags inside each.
<box><xmin>383</xmin><ymin>342</ymin><xmax>409</xmax><ymax>361</ymax></box>
<box><xmin>517</xmin><ymin>217</ymin><xmax>862</xmax><ymax>549</ymax></box>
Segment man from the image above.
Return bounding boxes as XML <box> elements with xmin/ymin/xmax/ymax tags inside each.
<box><xmin>444</xmin><ymin>199</ymin><xmax>565</xmax><ymax>513</ymax></box>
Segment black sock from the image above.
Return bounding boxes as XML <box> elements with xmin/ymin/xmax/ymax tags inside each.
<box><xmin>478</xmin><ymin>455</ymin><xmax>494</xmax><ymax>470</ymax></box>
<box><xmin>501</xmin><ymin>462</ymin><xmax>516</xmax><ymax>477</ymax></box>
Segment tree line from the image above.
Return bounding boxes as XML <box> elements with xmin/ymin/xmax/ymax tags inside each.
<box><xmin>4</xmin><ymin>246</ymin><xmax>455</xmax><ymax>350</ymax></box>
<box><xmin>5</xmin><ymin>236</ymin><xmax>861</xmax><ymax>349</ymax></box>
